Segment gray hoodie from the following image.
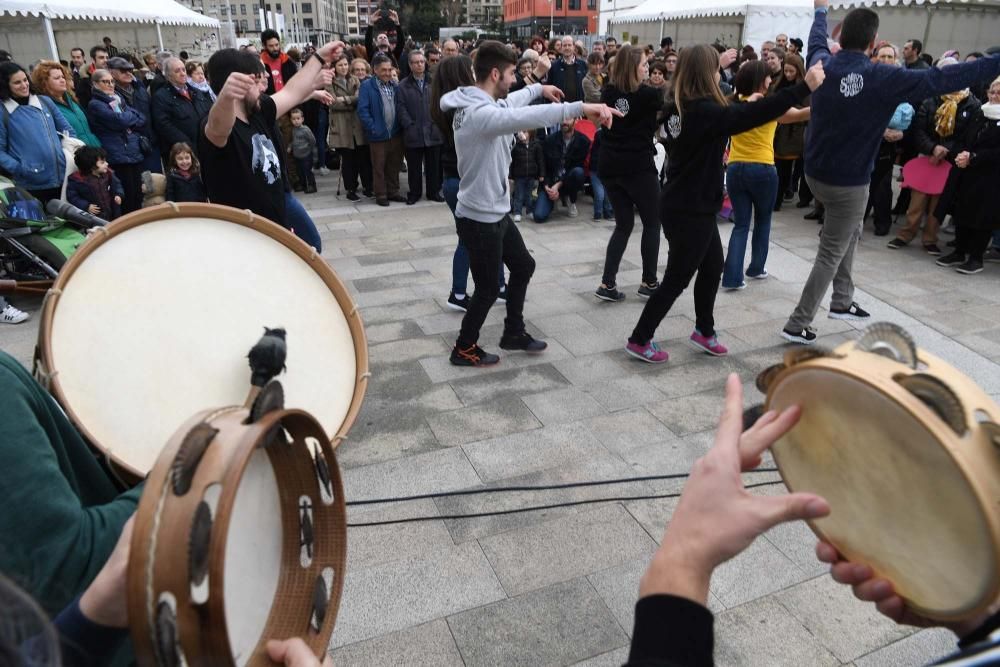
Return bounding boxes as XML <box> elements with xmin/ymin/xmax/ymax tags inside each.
<box><xmin>440</xmin><ymin>83</ymin><xmax>584</xmax><ymax>223</ymax></box>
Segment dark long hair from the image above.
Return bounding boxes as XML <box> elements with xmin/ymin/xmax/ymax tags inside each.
<box><xmin>672</xmin><ymin>44</ymin><xmax>728</xmax><ymax>116</ymax></box>
<box><xmin>733</xmin><ymin>60</ymin><xmax>770</xmax><ymax>98</ymax></box>
<box><xmin>430</xmin><ymin>54</ymin><xmax>474</xmax><ymax>140</ymax></box>
<box><xmin>0</xmin><ymin>62</ymin><xmax>29</xmax><ymax>101</ymax></box>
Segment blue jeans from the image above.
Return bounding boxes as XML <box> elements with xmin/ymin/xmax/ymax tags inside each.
<box><xmin>445</xmin><ymin>176</ymin><xmax>504</xmax><ymax>294</ymax></box>
<box><xmin>533</xmin><ymin>167</ymin><xmax>585</xmax><ymax>222</ymax></box>
<box><xmin>511</xmin><ymin>177</ymin><xmax>538</xmax><ymax>216</ymax></box>
<box><xmin>284</xmin><ymin>191</ymin><xmax>322</xmax><ymax>252</ymax></box>
<box><xmin>590</xmin><ymin>173</ymin><xmax>614</xmax><ymax>219</ymax></box>
<box><xmin>314</xmin><ymin>107</ymin><xmax>328</xmax><ymax>168</ymax></box>
<box><xmin>723</xmin><ymin>162</ymin><xmax>777</xmax><ymax>288</ymax></box>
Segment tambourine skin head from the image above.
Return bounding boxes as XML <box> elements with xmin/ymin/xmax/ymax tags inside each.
<box><xmin>766</xmin><ymin>343</ymin><xmax>1000</xmax><ymax>621</ymax></box>
<box><xmin>35</xmin><ymin>203</ymin><xmax>369</xmax><ymax>483</ymax></box>
<box><xmin>128</xmin><ymin>407</ymin><xmax>347</xmax><ymax>666</ymax></box>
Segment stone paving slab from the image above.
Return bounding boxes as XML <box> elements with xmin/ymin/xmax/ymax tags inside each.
<box><xmin>4</xmin><ymin>173</ymin><xmax>995</xmax><ymax>666</ymax></box>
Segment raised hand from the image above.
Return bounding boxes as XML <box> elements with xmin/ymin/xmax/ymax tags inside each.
<box><xmin>719</xmin><ymin>48</ymin><xmax>738</xmax><ymax>70</ymax></box>
<box><xmin>220</xmin><ymin>72</ymin><xmax>256</xmax><ymax>104</ymax></box>
<box><xmin>317</xmin><ymin>40</ymin><xmax>346</xmax><ymax>64</ymax></box>
<box><xmin>805</xmin><ymin>61</ymin><xmax>826</xmax><ymax>91</ymax></box>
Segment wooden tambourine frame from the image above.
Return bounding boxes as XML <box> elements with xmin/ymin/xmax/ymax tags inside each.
<box><xmin>33</xmin><ymin>203</ymin><xmax>369</xmax><ymax>485</ymax></box>
<box><xmin>128</xmin><ymin>406</ymin><xmax>347</xmax><ymax>666</ymax></box>
<box><xmin>764</xmin><ymin>341</ymin><xmax>1000</xmax><ymax>621</ymax></box>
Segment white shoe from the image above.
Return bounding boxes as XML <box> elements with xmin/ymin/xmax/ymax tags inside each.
<box><xmin>317</xmin><ymin>166</ymin><xmax>330</xmax><ymax>175</ymax></box>
<box><xmin>1</xmin><ymin>304</ymin><xmax>29</xmax><ymax>324</ymax></box>
<box><xmin>513</xmin><ymin>214</ymin><xmax>522</xmax><ymax>222</ymax></box>
<box><xmin>568</xmin><ymin>203</ymin><xmax>578</xmax><ymax>218</ymax></box>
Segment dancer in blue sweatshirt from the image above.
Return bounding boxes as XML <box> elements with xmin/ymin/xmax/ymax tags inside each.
<box><xmin>781</xmin><ymin>0</ymin><xmax>1000</xmax><ymax>344</ymax></box>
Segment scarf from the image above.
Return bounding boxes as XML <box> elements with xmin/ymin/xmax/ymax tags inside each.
<box><xmin>934</xmin><ymin>89</ymin><xmax>970</xmax><ymax>138</ymax></box>
<box><xmin>189</xmin><ymin>79</ymin><xmax>216</xmax><ymax>102</ymax></box>
<box><xmin>982</xmin><ymin>103</ymin><xmax>1000</xmax><ymax>121</ymax></box>
<box><xmin>115</xmin><ymin>82</ymin><xmax>134</xmax><ymax>107</ymax></box>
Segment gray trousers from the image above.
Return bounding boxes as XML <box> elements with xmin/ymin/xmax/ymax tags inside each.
<box><xmin>785</xmin><ymin>177</ymin><xmax>867</xmax><ymax>331</ymax></box>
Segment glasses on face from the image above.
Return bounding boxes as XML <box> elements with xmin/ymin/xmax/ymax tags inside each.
<box><xmin>96</xmin><ymin>78</ymin><xmax>114</xmax><ymax>86</ymax></box>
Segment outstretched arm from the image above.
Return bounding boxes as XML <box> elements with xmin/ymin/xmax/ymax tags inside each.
<box><xmin>807</xmin><ymin>0</ymin><xmax>832</xmax><ymax>68</ymax></box>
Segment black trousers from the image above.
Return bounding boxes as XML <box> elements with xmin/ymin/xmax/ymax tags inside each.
<box><xmin>111</xmin><ymin>162</ymin><xmax>143</xmax><ymax>214</ymax></box>
<box><xmin>775</xmin><ymin>158</ymin><xmax>795</xmax><ymax>208</ymax></box>
<box><xmin>601</xmin><ymin>170</ymin><xmax>661</xmax><ymax>287</ymax></box>
<box><xmin>631</xmin><ymin>211</ymin><xmax>723</xmax><ymax>344</ymax></box>
<box><xmin>955</xmin><ymin>224</ymin><xmax>993</xmax><ymax>260</ymax></box>
<box><xmin>338</xmin><ymin>145</ymin><xmax>373</xmax><ymax>194</ymax></box>
<box><xmin>405</xmin><ymin>145</ymin><xmax>441</xmax><ymax>200</ymax></box>
<box><xmin>455</xmin><ymin>216</ymin><xmax>535</xmax><ymax>348</ymax></box>
<box><xmin>294</xmin><ymin>157</ymin><xmax>316</xmax><ymax>189</ymax></box>
<box><xmin>868</xmin><ymin>151</ymin><xmax>895</xmax><ymax>234</ymax></box>
<box><xmin>793</xmin><ymin>158</ymin><xmax>812</xmax><ymax>205</ymax></box>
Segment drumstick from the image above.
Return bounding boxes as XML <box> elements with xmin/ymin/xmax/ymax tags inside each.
<box><xmin>244</xmin><ymin>327</ymin><xmax>287</xmax><ymax>408</ymax></box>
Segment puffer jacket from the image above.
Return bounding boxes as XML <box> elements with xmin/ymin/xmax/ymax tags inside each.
<box><xmin>509</xmin><ymin>138</ymin><xmax>544</xmax><ymax>179</ymax></box>
<box><xmin>0</xmin><ymin>95</ymin><xmax>74</xmax><ymax>190</ymax></box>
<box><xmin>87</xmin><ymin>90</ymin><xmax>145</xmax><ymax>165</ymax></box>
<box><xmin>912</xmin><ymin>93</ymin><xmax>981</xmax><ymax>157</ymax></box>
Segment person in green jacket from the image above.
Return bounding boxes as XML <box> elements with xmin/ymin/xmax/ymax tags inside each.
<box><xmin>0</xmin><ymin>350</ymin><xmax>139</xmax><ymax>617</ymax></box>
<box><xmin>31</xmin><ymin>60</ymin><xmax>101</xmax><ymax>148</ymax></box>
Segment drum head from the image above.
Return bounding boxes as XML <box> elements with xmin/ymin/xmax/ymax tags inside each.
<box><xmin>771</xmin><ymin>368</ymin><xmax>998</xmax><ymax>619</ymax></box>
<box><xmin>40</xmin><ymin>204</ymin><xmax>367</xmax><ymax>478</ymax></box>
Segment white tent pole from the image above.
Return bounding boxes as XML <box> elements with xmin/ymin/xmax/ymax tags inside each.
<box><xmin>156</xmin><ymin>21</ymin><xmax>164</xmax><ymax>50</ymax></box>
<box><xmin>658</xmin><ymin>17</ymin><xmax>664</xmax><ymax>41</ymax></box>
<box><xmin>43</xmin><ymin>15</ymin><xmax>59</xmax><ymax>60</ymax></box>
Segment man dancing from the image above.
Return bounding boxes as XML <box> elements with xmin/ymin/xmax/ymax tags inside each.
<box><xmin>439</xmin><ymin>41</ymin><xmax>620</xmax><ymax>366</ymax></box>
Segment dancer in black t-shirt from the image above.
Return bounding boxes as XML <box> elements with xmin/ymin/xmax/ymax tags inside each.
<box><xmin>199</xmin><ymin>45</ymin><xmax>342</xmax><ymax>250</ymax></box>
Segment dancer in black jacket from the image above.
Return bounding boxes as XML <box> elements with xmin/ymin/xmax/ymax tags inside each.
<box><xmin>624</xmin><ymin>44</ymin><xmax>824</xmax><ymax>364</ymax></box>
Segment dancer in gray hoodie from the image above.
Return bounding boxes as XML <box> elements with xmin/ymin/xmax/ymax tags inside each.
<box><xmin>440</xmin><ymin>41</ymin><xmax>620</xmax><ymax>367</ymax></box>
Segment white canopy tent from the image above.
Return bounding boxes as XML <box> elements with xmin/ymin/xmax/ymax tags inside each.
<box><xmin>610</xmin><ymin>0</ymin><xmax>1000</xmax><ymax>56</ymax></box>
<box><xmin>1</xmin><ymin>0</ymin><xmax>219</xmax><ymax>67</ymax></box>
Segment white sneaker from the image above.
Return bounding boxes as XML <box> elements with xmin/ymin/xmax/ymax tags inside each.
<box><xmin>513</xmin><ymin>214</ymin><xmax>522</xmax><ymax>222</ymax></box>
<box><xmin>1</xmin><ymin>304</ymin><xmax>29</xmax><ymax>324</ymax></box>
<box><xmin>568</xmin><ymin>203</ymin><xmax>578</xmax><ymax>218</ymax></box>
<box><xmin>317</xmin><ymin>166</ymin><xmax>330</xmax><ymax>175</ymax></box>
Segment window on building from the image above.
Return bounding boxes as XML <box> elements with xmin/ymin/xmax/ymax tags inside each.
<box><xmin>303</xmin><ymin>17</ymin><xmax>313</xmax><ymax>27</ymax></box>
<box><xmin>265</xmin><ymin>4</ymin><xmax>271</xmax><ymax>11</ymax></box>
<box><xmin>275</xmin><ymin>3</ymin><xmax>281</xmax><ymax>11</ymax></box>
<box><xmin>588</xmin><ymin>0</ymin><xmax>596</xmax><ymax>7</ymax></box>
<box><xmin>569</xmin><ymin>0</ymin><xmax>579</xmax><ymax>8</ymax></box>
<box><xmin>240</xmin><ymin>19</ymin><xmax>248</xmax><ymax>30</ymax></box>
<box><xmin>555</xmin><ymin>0</ymin><xmax>561</xmax><ymax>8</ymax></box>
<box><xmin>301</xmin><ymin>2</ymin><xmax>312</xmax><ymax>11</ymax></box>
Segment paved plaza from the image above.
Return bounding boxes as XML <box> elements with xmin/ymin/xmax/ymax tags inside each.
<box><xmin>5</xmin><ymin>172</ymin><xmax>1000</xmax><ymax>666</ymax></box>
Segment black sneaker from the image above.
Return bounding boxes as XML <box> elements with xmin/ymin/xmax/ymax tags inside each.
<box><xmin>447</xmin><ymin>293</ymin><xmax>470</xmax><ymax>312</ymax></box>
<box><xmin>496</xmin><ymin>288</ymin><xmax>507</xmax><ymax>304</ymax></box>
<box><xmin>781</xmin><ymin>327</ymin><xmax>817</xmax><ymax>345</ymax></box>
<box><xmin>346</xmin><ymin>191</ymin><xmax>361</xmax><ymax>201</ymax></box>
<box><xmin>450</xmin><ymin>344</ymin><xmax>500</xmax><ymax>367</ymax></box>
<box><xmin>923</xmin><ymin>243</ymin><xmax>942</xmax><ymax>256</ymax></box>
<box><xmin>595</xmin><ymin>285</ymin><xmax>625</xmax><ymax>302</ymax></box>
<box><xmin>886</xmin><ymin>238</ymin><xmax>907</xmax><ymax>249</ymax></box>
<box><xmin>956</xmin><ymin>259</ymin><xmax>984</xmax><ymax>275</ymax></box>
<box><xmin>985</xmin><ymin>247</ymin><xmax>1000</xmax><ymax>263</ymax></box>
<box><xmin>499</xmin><ymin>331</ymin><xmax>548</xmax><ymax>353</ymax></box>
<box><xmin>936</xmin><ymin>251</ymin><xmax>966</xmax><ymax>267</ymax></box>
<box><xmin>829</xmin><ymin>302</ymin><xmax>871</xmax><ymax>321</ymax></box>
<box><xmin>637</xmin><ymin>281</ymin><xmax>659</xmax><ymax>299</ymax></box>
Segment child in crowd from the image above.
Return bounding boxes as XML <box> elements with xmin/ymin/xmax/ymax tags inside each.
<box><xmin>508</xmin><ymin>130</ymin><xmax>544</xmax><ymax>222</ymax></box>
<box><xmin>288</xmin><ymin>108</ymin><xmax>318</xmax><ymax>194</ymax></box>
<box><xmin>66</xmin><ymin>146</ymin><xmax>123</xmax><ymax>221</ymax></box>
<box><xmin>165</xmin><ymin>143</ymin><xmax>207</xmax><ymax>203</ymax></box>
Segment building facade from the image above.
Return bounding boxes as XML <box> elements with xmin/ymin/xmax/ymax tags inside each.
<box><xmin>467</xmin><ymin>0</ymin><xmax>504</xmax><ymax>28</ymax></box>
<box><xmin>597</xmin><ymin>0</ymin><xmax>642</xmax><ymax>36</ymax></box>
<box><xmin>503</xmin><ymin>0</ymin><xmax>598</xmax><ymax>39</ymax></box>
<box><xmin>183</xmin><ymin>0</ymin><xmax>349</xmax><ymax>43</ymax></box>
<box><xmin>345</xmin><ymin>0</ymin><xmax>360</xmax><ymax>37</ymax></box>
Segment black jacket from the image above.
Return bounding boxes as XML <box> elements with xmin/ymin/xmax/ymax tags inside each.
<box><xmin>547</xmin><ymin>57</ymin><xmax>588</xmax><ymax>103</ymax></box>
<box><xmin>395</xmin><ymin>75</ymin><xmax>442</xmax><ymax>148</ymax></box>
<box><xmin>509</xmin><ymin>139</ymin><xmax>544</xmax><ymax>179</ymax></box>
<box><xmin>164</xmin><ymin>169</ymin><xmax>207</xmax><ymax>203</ymax></box>
<box><xmin>660</xmin><ymin>82</ymin><xmax>810</xmax><ymax>215</ymax></box>
<box><xmin>939</xmin><ymin>109</ymin><xmax>1000</xmax><ymax>230</ymax></box>
<box><xmin>152</xmin><ymin>84</ymin><xmax>213</xmax><ymax>155</ymax></box>
<box><xmin>542</xmin><ymin>130</ymin><xmax>591</xmax><ymax>186</ymax></box>
<box><xmin>913</xmin><ymin>93</ymin><xmax>981</xmax><ymax>156</ymax></box>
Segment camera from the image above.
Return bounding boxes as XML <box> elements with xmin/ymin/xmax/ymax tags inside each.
<box><xmin>374</xmin><ymin>1</ymin><xmax>398</xmax><ymax>31</ymax></box>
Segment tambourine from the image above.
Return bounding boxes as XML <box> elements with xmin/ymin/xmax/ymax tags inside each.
<box><xmin>755</xmin><ymin>322</ymin><xmax>1000</xmax><ymax>621</ymax></box>
<box><xmin>33</xmin><ymin>203</ymin><xmax>369</xmax><ymax>484</ymax></box>
<box><xmin>127</xmin><ymin>388</ymin><xmax>346</xmax><ymax>666</ymax></box>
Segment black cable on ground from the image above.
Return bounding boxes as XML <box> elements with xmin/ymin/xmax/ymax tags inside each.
<box><xmin>346</xmin><ymin>480</ymin><xmax>785</xmax><ymax>528</ymax></box>
<box><xmin>345</xmin><ymin>467</ymin><xmax>780</xmax><ymax>507</ymax></box>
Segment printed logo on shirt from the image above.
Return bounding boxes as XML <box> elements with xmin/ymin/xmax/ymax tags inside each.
<box><xmin>667</xmin><ymin>114</ymin><xmax>681</xmax><ymax>139</ymax></box>
<box><xmin>251</xmin><ymin>133</ymin><xmax>282</xmax><ymax>185</ymax></box>
<box><xmin>840</xmin><ymin>73</ymin><xmax>864</xmax><ymax>98</ymax></box>
<box><xmin>453</xmin><ymin>108</ymin><xmax>465</xmax><ymax>131</ymax></box>
<box><xmin>615</xmin><ymin>97</ymin><xmax>630</xmax><ymax>117</ymax></box>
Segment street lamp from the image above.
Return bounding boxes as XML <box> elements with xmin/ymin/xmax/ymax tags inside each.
<box><xmin>549</xmin><ymin>0</ymin><xmax>553</xmax><ymax>37</ymax></box>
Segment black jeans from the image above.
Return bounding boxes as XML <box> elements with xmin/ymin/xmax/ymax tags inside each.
<box><xmin>455</xmin><ymin>216</ymin><xmax>535</xmax><ymax>348</ymax></box>
<box><xmin>955</xmin><ymin>224</ymin><xmax>993</xmax><ymax>260</ymax></box>
<box><xmin>601</xmin><ymin>170</ymin><xmax>661</xmax><ymax>287</ymax></box>
<box><xmin>868</xmin><ymin>150</ymin><xmax>895</xmax><ymax>234</ymax></box>
<box><xmin>405</xmin><ymin>145</ymin><xmax>441</xmax><ymax>200</ymax></box>
<box><xmin>338</xmin><ymin>145</ymin><xmax>373</xmax><ymax>194</ymax></box>
<box><xmin>111</xmin><ymin>162</ymin><xmax>143</xmax><ymax>214</ymax></box>
<box><xmin>630</xmin><ymin>211</ymin><xmax>723</xmax><ymax>344</ymax></box>
<box><xmin>793</xmin><ymin>158</ymin><xmax>812</xmax><ymax>206</ymax></box>
<box><xmin>294</xmin><ymin>157</ymin><xmax>316</xmax><ymax>188</ymax></box>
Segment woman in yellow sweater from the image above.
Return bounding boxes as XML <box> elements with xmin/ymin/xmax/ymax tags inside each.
<box><xmin>722</xmin><ymin>61</ymin><xmax>811</xmax><ymax>290</ymax></box>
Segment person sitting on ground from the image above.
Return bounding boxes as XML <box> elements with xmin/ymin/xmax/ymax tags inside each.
<box><xmin>66</xmin><ymin>145</ymin><xmax>123</xmax><ymax>221</ymax></box>
<box><xmin>534</xmin><ymin>117</ymin><xmax>591</xmax><ymax>222</ymax></box>
<box><xmin>164</xmin><ymin>141</ymin><xmax>206</xmax><ymax>202</ymax></box>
